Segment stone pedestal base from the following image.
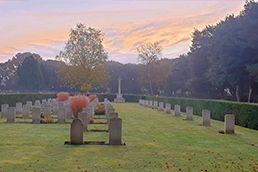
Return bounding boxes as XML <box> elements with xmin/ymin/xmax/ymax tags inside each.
<box><xmin>114</xmin><ymin>94</ymin><xmax>125</xmax><ymax>103</ymax></box>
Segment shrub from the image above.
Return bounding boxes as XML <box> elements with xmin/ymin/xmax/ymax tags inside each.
<box><xmin>95</xmin><ymin>109</ymin><xmax>105</xmax><ymax>115</ymax></box>
<box><xmin>70</xmin><ymin>95</ymin><xmax>90</xmax><ymax>118</ymax></box>
<box><xmin>90</xmin><ymin>118</ymin><xmax>94</xmax><ymax>124</ymax></box>
<box><xmin>57</xmin><ymin>92</ymin><xmax>69</xmax><ymax>102</ymax></box>
<box><xmin>89</xmin><ymin>94</ymin><xmax>97</xmax><ymax>102</ymax></box>
<box><xmin>97</xmin><ymin>103</ymin><xmax>105</xmax><ymax>110</ymax></box>
<box><xmin>44</xmin><ymin>116</ymin><xmax>54</xmax><ymax>123</ymax></box>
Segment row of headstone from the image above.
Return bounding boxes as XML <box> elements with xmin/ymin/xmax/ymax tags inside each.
<box><xmin>70</xmin><ymin>98</ymin><xmax>123</xmax><ymax>145</ymax></box>
<box><xmin>139</xmin><ymin>99</ymin><xmax>235</xmax><ymax>134</ymax></box>
<box><xmin>105</xmin><ymin>98</ymin><xmax>122</xmax><ymax>145</ymax></box>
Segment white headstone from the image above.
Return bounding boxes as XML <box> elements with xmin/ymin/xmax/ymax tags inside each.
<box><xmin>58</xmin><ymin>108</ymin><xmax>66</xmax><ymax>124</ymax></box>
<box><xmin>202</xmin><ymin>109</ymin><xmax>210</xmax><ymax>126</ymax></box>
<box><xmin>1</xmin><ymin>104</ymin><xmax>9</xmax><ymax>118</ymax></box>
<box><xmin>153</xmin><ymin>101</ymin><xmax>158</xmax><ymax>109</ymax></box>
<box><xmin>78</xmin><ymin>112</ymin><xmax>88</xmax><ymax>132</ymax></box>
<box><xmin>148</xmin><ymin>100</ymin><xmax>153</xmax><ymax>108</ymax></box>
<box><xmin>6</xmin><ymin>107</ymin><xmax>15</xmax><ymax>123</ymax></box>
<box><xmin>174</xmin><ymin>105</ymin><xmax>181</xmax><ymax>117</ymax></box>
<box><xmin>16</xmin><ymin>102</ymin><xmax>22</xmax><ymax>114</ymax></box>
<box><xmin>225</xmin><ymin>115</ymin><xmax>235</xmax><ymax>134</ymax></box>
<box><xmin>22</xmin><ymin>104</ymin><xmax>30</xmax><ymax>118</ymax></box>
<box><xmin>43</xmin><ymin>105</ymin><xmax>51</xmax><ymax>117</ymax></box>
<box><xmin>185</xmin><ymin>107</ymin><xmax>193</xmax><ymax>120</ymax></box>
<box><xmin>109</xmin><ymin>118</ymin><xmax>122</xmax><ymax>145</ymax></box>
<box><xmin>165</xmin><ymin>103</ymin><xmax>171</xmax><ymax>114</ymax></box>
<box><xmin>32</xmin><ymin>108</ymin><xmax>41</xmax><ymax>124</ymax></box>
<box><xmin>158</xmin><ymin>102</ymin><xmax>164</xmax><ymax>111</ymax></box>
<box><xmin>70</xmin><ymin>118</ymin><xmax>83</xmax><ymax>145</ymax></box>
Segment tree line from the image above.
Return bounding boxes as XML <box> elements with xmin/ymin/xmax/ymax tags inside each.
<box><xmin>0</xmin><ymin>1</ymin><xmax>257</xmax><ymax>103</ymax></box>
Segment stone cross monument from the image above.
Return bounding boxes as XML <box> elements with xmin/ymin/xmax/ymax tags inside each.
<box><xmin>114</xmin><ymin>76</ymin><xmax>125</xmax><ymax>102</ymax></box>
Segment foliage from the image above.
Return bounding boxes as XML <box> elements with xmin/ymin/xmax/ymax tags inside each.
<box><xmin>136</xmin><ymin>42</ymin><xmax>163</xmax><ymax>64</ymax></box>
<box><xmin>106</xmin><ymin>61</ymin><xmax>141</xmax><ymax>94</ymax></box>
<box><xmin>94</xmin><ymin>109</ymin><xmax>105</xmax><ymax>115</ymax></box>
<box><xmin>97</xmin><ymin>103</ymin><xmax>105</xmax><ymax>110</ymax></box>
<box><xmin>89</xmin><ymin>118</ymin><xmax>94</xmax><ymax>124</ymax></box>
<box><xmin>56</xmin><ymin>23</ymin><xmax>109</xmax><ymax>92</ymax></box>
<box><xmin>44</xmin><ymin>116</ymin><xmax>54</xmax><ymax>123</ymax></box>
<box><xmin>138</xmin><ymin>59</ymin><xmax>171</xmax><ymax>95</ymax></box>
<box><xmin>57</xmin><ymin>92</ymin><xmax>69</xmax><ymax>102</ymax></box>
<box><xmin>17</xmin><ymin>56</ymin><xmax>43</xmax><ymax>91</ymax></box>
<box><xmin>70</xmin><ymin>95</ymin><xmax>89</xmax><ymax>118</ymax></box>
<box><xmin>88</xmin><ymin>94</ymin><xmax>97</xmax><ymax>102</ymax></box>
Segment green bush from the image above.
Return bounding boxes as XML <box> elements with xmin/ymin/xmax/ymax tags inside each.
<box><xmin>146</xmin><ymin>96</ymin><xmax>258</xmax><ymax>130</ymax></box>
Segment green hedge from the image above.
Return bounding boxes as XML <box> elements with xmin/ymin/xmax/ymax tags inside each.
<box><xmin>0</xmin><ymin>94</ymin><xmax>56</xmax><ymax>108</ymax></box>
<box><xmin>145</xmin><ymin>96</ymin><xmax>258</xmax><ymax>130</ymax></box>
<box><xmin>96</xmin><ymin>94</ymin><xmax>145</xmax><ymax>103</ymax></box>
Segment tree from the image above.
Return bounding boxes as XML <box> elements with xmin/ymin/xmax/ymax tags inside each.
<box><xmin>136</xmin><ymin>42</ymin><xmax>168</xmax><ymax>95</ymax></box>
<box><xmin>56</xmin><ymin>23</ymin><xmax>109</xmax><ymax>92</ymax></box>
<box><xmin>17</xmin><ymin>56</ymin><xmax>43</xmax><ymax>92</ymax></box>
<box><xmin>136</xmin><ymin>42</ymin><xmax>162</xmax><ymax>64</ymax></box>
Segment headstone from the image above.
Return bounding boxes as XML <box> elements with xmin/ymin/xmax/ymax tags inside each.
<box><xmin>22</xmin><ymin>104</ymin><xmax>30</xmax><ymax>118</ymax></box>
<box><xmin>47</xmin><ymin>99</ymin><xmax>52</xmax><ymax>104</ymax></box>
<box><xmin>158</xmin><ymin>102</ymin><xmax>164</xmax><ymax>111</ymax></box>
<box><xmin>185</xmin><ymin>107</ymin><xmax>193</xmax><ymax>120</ymax></box>
<box><xmin>58</xmin><ymin>108</ymin><xmax>66</xmax><ymax>124</ymax></box>
<box><xmin>165</xmin><ymin>103</ymin><xmax>171</xmax><ymax>114</ymax></box>
<box><xmin>174</xmin><ymin>105</ymin><xmax>181</xmax><ymax>117</ymax></box>
<box><xmin>78</xmin><ymin>112</ymin><xmax>88</xmax><ymax>132</ymax></box>
<box><xmin>66</xmin><ymin>106</ymin><xmax>72</xmax><ymax>119</ymax></box>
<box><xmin>43</xmin><ymin>105</ymin><xmax>51</xmax><ymax>117</ymax></box>
<box><xmin>145</xmin><ymin>100</ymin><xmax>149</xmax><ymax>107</ymax></box>
<box><xmin>52</xmin><ymin>103</ymin><xmax>59</xmax><ymax>115</ymax></box>
<box><xmin>1</xmin><ymin>104</ymin><xmax>9</xmax><ymax>118</ymax></box>
<box><xmin>26</xmin><ymin>101</ymin><xmax>32</xmax><ymax>110</ymax></box>
<box><xmin>34</xmin><ymin>100</ymin><xmax>41</xmax><ymax>108</ymax></box>
<box><xmin>59</xmin><ymin>102</ymin><xmax>64</xmax><ymax>108</ymax></box>
<box><xmin>109</xmin><ymin>118</ymin><xmax>122</xmax><ymax>145</ymax></box>
<box><xmin>32</xmin><ymin>108</ymin><xmax>41</xmax><ymax>124</ymax></box>
<box><xmin>6</xmin><ymin>107</ymin><xmax>15</xmax><ymax>123</ymax></box>
<box><xmin>149</xmin><ymin>100</ymin><xmax>153</xmax><ymax>108</ymax></box>
<box><xmin>108</xmin><ymin>112</ymin><xmax>118</xmax><ymax>125</ymax></box>
<box><xmin>82</xmin><ymin>106</ymin><xmax>91</xmax><ymax>124</ymax></box>
<box><xmin>153</xmin><ymin>101</ymin><xmax>158</xmax><ymax>109</ymax></box>
<box><xmin>202</xmin><ymin>109</ymin><xmax>210</xmax><ymax>126</ymax></box>
<box><xmin>16</xmin><ymin>102</ymin><xmax>22</xmax><ymax>114</ymax></box>
<box><xmin>70</xmin><ymin>118</ymin><xmax>83</xmax><ymax>145</ymax></box>
<box><xmin>225</xmin><ymin>115</ymin><xmax>235</xmax><ymax>134</ymax></box>
<box><xmin>139</xmin><ymin>99</ymin><xmax>141</xmax><ymax>105</ymax></box>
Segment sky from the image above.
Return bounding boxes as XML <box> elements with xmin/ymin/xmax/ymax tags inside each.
<box><xmin>0</xmin><ymin>0</ymin><xmax>246</xmax><ymax>64</ymax></box>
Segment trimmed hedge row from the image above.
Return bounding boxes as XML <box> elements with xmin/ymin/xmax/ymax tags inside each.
<box><xmin>0</xmin><ymin>93</ymin><xmax>144</xmax><ymax>109</ymax></box>
<box><xmin>145</xmin><ymin>96</ymin><xmax>258</xmax><ymax>130</ymax></box>
<box><xmin>0</xmin><ymin>94</ymin><xmax>56</xmax><ymax>108</ymax></box>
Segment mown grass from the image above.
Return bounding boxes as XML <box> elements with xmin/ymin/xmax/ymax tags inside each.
<box><xmin>0</xmin><ymin>103</ymin><xmax>258</xmax><ymax>171</ymax></box>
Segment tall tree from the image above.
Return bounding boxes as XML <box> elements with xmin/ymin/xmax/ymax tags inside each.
<box><xmin>136</xmin><ymin>42</ymin><xmax>168</xmax><ymax>95</ymax></box>
<box><xmin>17</xmin><ymin>56</ymin><xmax>43</xmax><ymax>92</ymax></box>
<box><xmin>56</xmin><ymin>23</ymin><xmax>109</xmax><ymax>92</ymax></box>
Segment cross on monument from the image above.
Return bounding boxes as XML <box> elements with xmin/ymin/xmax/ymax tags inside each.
<box><xmin>118</xmin><ymin>76</ymin><xmax>122</xmax><ymax>95</ymax></box>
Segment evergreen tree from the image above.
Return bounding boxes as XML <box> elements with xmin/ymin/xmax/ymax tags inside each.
<box><xmin>17</xmin><ymin>56</ymin><xmax>43</xmax><ymax>92</ymax></box>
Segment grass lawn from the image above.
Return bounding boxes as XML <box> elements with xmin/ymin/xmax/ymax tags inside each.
<box><xmin>1</xmin><ymin>103</ymin><xmax>258</xmax><ymax>171</ymax></box>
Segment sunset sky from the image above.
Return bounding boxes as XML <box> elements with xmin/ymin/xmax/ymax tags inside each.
<box><xmin>0</xmin><ymin>0</ymin><xmax>246</xmax><ymax>64</ymax></box>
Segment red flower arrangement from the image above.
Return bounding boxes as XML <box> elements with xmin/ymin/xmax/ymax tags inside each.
<box><xmin>57</xmin><ymin>92</ymin><xmax>69</xmax><ymax>101</ymax></box>
<box><xmin>70</xmin><ymin>95</ymin><xmax>90</xmax><ymax>118</ymax></box>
